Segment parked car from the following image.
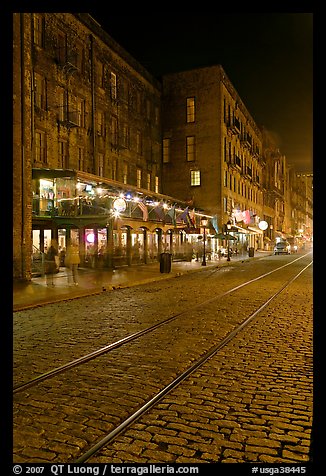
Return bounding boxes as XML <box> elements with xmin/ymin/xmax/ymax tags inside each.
<box><xmin>274</xmin><ymin>241</ymin><xmax>291</xmax><ymax>255</ymax></box>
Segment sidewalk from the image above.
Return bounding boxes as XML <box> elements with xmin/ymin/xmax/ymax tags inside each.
<box><xmin>13</xmin><ymin>251</ymin><xmax>271</xmax><ymax>311</ymax></box>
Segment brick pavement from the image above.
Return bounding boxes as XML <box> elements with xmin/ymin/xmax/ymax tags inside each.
<box><xmin>13</xmin><ymin>252</ymin><xmax>313</xmax><ymax>465</ymax></box>
<box><xmin>90</xmin><ymin>265</ymin><xmax>313</xmax><ymax>463</ymax></box>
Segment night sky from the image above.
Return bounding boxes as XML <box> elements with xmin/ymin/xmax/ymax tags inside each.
<box><xmin>89</xmin><ymin>13</ymin><xmax>313</xmax><ymax>172</ymax></box>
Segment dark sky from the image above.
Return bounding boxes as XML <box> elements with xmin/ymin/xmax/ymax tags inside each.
<box><xmin>90</xmin><ymin>13</ymin><xmax>313</xmax><ymax>172</ymax></box>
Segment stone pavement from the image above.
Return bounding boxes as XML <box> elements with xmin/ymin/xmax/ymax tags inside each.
<box><xmin>13</xmin><ymin>251</ymin><xmax>271</xmax><ymax>311</ymax></box>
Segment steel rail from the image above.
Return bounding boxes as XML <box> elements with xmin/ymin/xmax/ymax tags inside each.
<box><xmin>13</xmin><ymin>254</ymin><xmax>312</xmax><ymax>394</ymax></box>
<box><xmin>75</xmin><ymin>260</ymin><xmax>312</xmax><ymax>463</ymax></box>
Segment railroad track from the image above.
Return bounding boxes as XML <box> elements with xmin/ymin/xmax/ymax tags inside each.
<box><xmin>13</xmin><ymin>254</ymin><xmax>313</xmax><ymax>463</ymax></box>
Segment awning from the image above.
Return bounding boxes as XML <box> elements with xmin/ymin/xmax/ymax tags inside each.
<box><xmin>32</xmin><ymin>168</ymin><xmax>77</xmax><ymax>179</ymax></box>
<box><xmin>233</xmin><ymin>224</ymin><xmax>250</xmax><ymax>234</ymax></box>
<box><xmin>213</xmin><ymin>233</ymin><xmax>237</xmax><ymax>240</ymax></box>
<box><xmin>248</xmin><ymin>226</ymin><xmax>263</xmax><ymax>235</ymax></box>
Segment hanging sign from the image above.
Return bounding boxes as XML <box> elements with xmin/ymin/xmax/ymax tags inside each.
<box><xmin>258</xmin><ymin>220</ymin><xmax>269</xmax><ymax>231</ymax></box>
<box><xmin>113</xmin><ymin>198</ymin><xmax>127</xmax><ymax>212</ymax></box>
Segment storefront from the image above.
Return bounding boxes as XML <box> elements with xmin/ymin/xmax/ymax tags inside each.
<box><xmin>31</xmin><ymin>168</ymin><xmax>207</xmax><ymax>275</ymax></box>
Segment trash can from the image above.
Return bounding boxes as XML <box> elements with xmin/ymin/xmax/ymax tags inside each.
<box><xmin>160</xmin><ymin>252</ymin><xmax>172</xmax><ymax>273</ymax></box>
<box><xmin>248</xmin><ymin>247</ymin><xmax>254</xmax><ymax>257</ymax></box>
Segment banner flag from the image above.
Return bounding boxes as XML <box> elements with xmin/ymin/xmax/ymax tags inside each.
<box><xmin>167</xmin><ymin>205</ymin><xmax>176</xmax><ymax>226</ymax></box>
<box><xmin>138</xmin><ymin>202</ymin><xmax>148</xmax><ymax>221</ymax></box>
<box><xmin>178</xmin><ymin>206</ymin><xmax>189</xmax><ymax>223</ymax></box>
<box><xmin>242</xmin><ymin>210</ymin><xmax>251</xmax><ymax>224</ymax></box>
<box><xmin>189</xmin><ymin>208</ymin><xmax>196</xmax><ymax>228</ymax></box>
<box><xmin>154</xmin><ymin>205</ymin><xmax>165</xmax><ymax>221</ymax></box>
<box><xmin>211</xmin><ymin>215</ymin><xmax>219</xmax><ymax>233</ymax></box>
<box><xmin>234</xmin><ymin>209</ymin><xmax>244</xmax><ymax>222</ymax></box>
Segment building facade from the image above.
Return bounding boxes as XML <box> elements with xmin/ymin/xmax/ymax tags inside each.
<box><xmin>162</xmin><ymin>66</ymin><xmax>266</xmax><ymax>251</ymax></box>
<box><xmin>13</xmin><ymin>14</ymin><xmax>313</xmax><ymax>281</ymax></box>
<box><xmin>13</xmin><ymin>13</ymin><xmax>203</xmax><ymax>281</ymax></box>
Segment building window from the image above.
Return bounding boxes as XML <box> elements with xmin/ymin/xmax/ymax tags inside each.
<box><xmin>137</xmin><ymin>169</ymin><xmax>142</xmax><ymax>188</ymax></box>
<box><xmin>98</xmin><ymin>153</ymin><xmax>104</xmax><ymax>177</ymax></box>
<box><xmin>146</xmin><ymin>99</ymin><xmax>151</xmax><ymax>120</ymax></box>
<box><xmin>57</xmin><ymin>87</ymin><xmax>66</xmax><ymax>122</ymax></box>
<box><xmin>58</xmin><ymin>141</ymin><xmax>68</xmax><ymax>168</ymax></box>
<box><xmin>96</xmin><ymin>61</ymin><xmax>104</xmax><ymax>88</ymax></box>
<box><xmin>76</xmin><ymin>97</ymin><xmax>85</xmax><ymax>127</ymax></box>
<box><xmin>57</xmin><ymin>31</ymin><xmax>66</xmax><ymax>64</ymax></box>
<box><xmin>75</xmin><ymin>43</ymin><xmax>84</xmax><ymax>72</ymax></box>
<box><xmin>33</xmin><ymin>14</ymin><xmax>44</xmax><ymax>47</ymax></box>
<box><xmin>123</xmin><ymin>162</ymin><xmax>128</xmax><ymax>184</ymax></box>
<box><xmin>147</xmin><ymin>173</ymin><xmax>151</xmax><ymax>191</ymax></box>
<box><xmin>190</xmin><ymin>170</ymin><xmax>201</xmax><ymax>186</ymax></box>
<box><xmin>34</xmin><ymin>72</ymin><xmax>46</xmax><ymax>110</ymax></box>
<box><xmin>111</xmin><ymin>116</ymin><xmax>118</xmax><ymax>147</ymax></box>
<box><xmin>112</xmin><ymin>159</ymin><xmax>117</xmax><ymax>180</ymax></box>
<box><xmin>136</xmin><ymin>90</ymin><xmax>142</xmax><ymax>113</ymax></box>
<box><xmin>34</xmin><ymin>131</ymin><xmax>46</xmax><ymax>163</ymax></box>
<box><xmin>154</xmin><ymin>106</ymin><xmax>159</xmax><ymax>125</ymax></box>
<box><xmin>163</xmin><ymin>138</ymin><xmax>170</xmax><ymax>163</ymax></box>
<box><xmin>224</xmin><ymin>170</ymin><xmax>228</xmax><ymax>187</ymax></box>
<box><xmin>136</xmin><ymin>130</ymin><xmax>142</xmax><ymax>155</ymax></box>
<box><xmin>97</xmin><ymin>111</ymin><xmax>105</xmax><ymax>136</ymax></box>
<box><xmin>155</xmin><ymin>176</ymin><xmax>159</xmax><ymax>193</ymax></box>
<box><xmin>110</xmin><ymin>72</ymin><xmax>117</xmax><ymax>99</ymax></box>
<box><xmin>78</xmin><ymin>147</ymin><xmax>85</xmax><ymax>171</ymax></box>
<box><xmin>121</xmin><ymin>124</ymin><xmax>129</xmax><ymax>149</ymax></box>
<box><xmin>186</xmin><ymin>136</ymin><xmax>196</xmax><ymax>162</ymax></box>
<box><xmin>186</xmin><ymin>97</ymin><xmax>195</xmax><ymax>123</ymax></box>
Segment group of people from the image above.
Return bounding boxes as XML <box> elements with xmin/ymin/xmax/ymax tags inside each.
<box><xmin>44</xmin><ymin>240</ymin><xmax>80</xmax><ymax>286</ymax></box>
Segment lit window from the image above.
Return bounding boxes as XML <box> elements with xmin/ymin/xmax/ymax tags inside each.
<box><xmin>190</xmin><ymin>170</ymin><xmax>201</xmax><ymax>186</ymax></box>
<box><xmin>147</xmin><ymin>173</ymin><xmax>151</xmax><ymax>190</ymax></box>
<box><xmin>137</xmin><ymin>169</ymin><xmax>142</xmax><ymax>188</ymax></box>
<box><xmin>123</xmin><ymin>162</ymin><xmax>128</xmax><ymax>184</ymax></box>
<box><xmin>187</xmin><ymin>97</ymin><xmax>195</xmax><ymax>123</ymax></box>
<box><xmin>155</xmin><ymin>176</ymin><xmax>159</xmax><ymax>193</ymax></box>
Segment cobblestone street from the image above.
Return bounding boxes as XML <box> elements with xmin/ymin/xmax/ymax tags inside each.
<box><xmin>13</xmin><ymin>253</ymin><xmax>313</xmax><ymax>466</ymax></box>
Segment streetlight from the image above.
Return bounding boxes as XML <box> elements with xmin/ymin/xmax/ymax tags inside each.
<box><xmin>226</xmin><ymin>220</ymin><xmax>232</xmax><ymax>261</ymax></box>
<box><xmin>201</xmin><ymin>216</ymin><xmax>208</xmax><ymax>266</ymax></box>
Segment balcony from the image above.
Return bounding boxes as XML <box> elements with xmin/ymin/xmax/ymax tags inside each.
<box><xmin>227</xmin><ymin>116</ymin><xmax>241</xmax><ymax>135</ymax></box>
<box><xmin>55</xmin><ymin>48</ymin><xmax>78</xmax><ymax>75</ymax></box>
<box><xmin>57</xmin><ymin>111</ymin><xmax>80</xmax><ymax>129</ymax></box>
<box><xmin>240</xmin><ymin>132</ymin><xmax>252</xmax><ymax>149</ymax></box>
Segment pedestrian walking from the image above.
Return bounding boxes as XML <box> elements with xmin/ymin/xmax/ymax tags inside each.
<box><xmin>45</xmin><ymin>240</ymin><xmax>58</xmax><ymax>286</ymax></box>
<box><xmin>65</xmin><ymin>242</ymin><xmax>80</xmax><ymax>285</ymax></box>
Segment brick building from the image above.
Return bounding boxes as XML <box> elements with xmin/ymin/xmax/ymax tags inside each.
<box><xmin>161</xmin><ymin>65</ymin><xmax>266</xmax><ymax>251</ymax></box>
<box><xmin>13</xmin><ymin>13</ymin><xmax>202</xmax><ymax>280</ymax></box>
<box><xmin>13</xmin><ymin>14</ymin><xmax>313</xmax><ymax>281</ymax></box>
